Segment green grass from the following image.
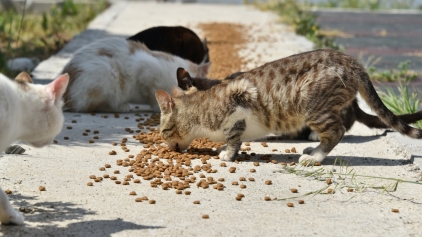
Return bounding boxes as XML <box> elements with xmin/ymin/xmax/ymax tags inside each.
<box><xmin>0</xmin><ymin>0</ymin><xmax>108</xmax><ymax>78</ymax></box>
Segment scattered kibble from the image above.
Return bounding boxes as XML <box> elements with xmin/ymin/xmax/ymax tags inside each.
<box><xmin>64</xmin><ymin>136</ymin><xmax>69</xmax><ymax>140</ymax></box>
<box><xmin>149</xmin><ymin>200</ymin><xmax>156</xmax><ymax>204</ymax></box>
<box><xmin>109</xmin><ymin>150</ymin><xmax>117</xmax><ymax>155</ymax></box>
<box><xmin>229</xmin><ymin>167</ymin><xmax>236</xmax><ymax>173</ymax></box>
<box><xmin>264</xmin><ymin>196</ymin><xmax>271</xmax><ymax>201</ymax></box>
<box><xmin>248</xmin><ymin>177</ymin><xmax>255</xmax><ymax>182</ymax></box>
<box><xmin>391</xmin><ymin>208</ymin><xmax>399</xmax><ymax>213</ymax></box>
<box><xmin>291</xmin><ymin>147</ymin><xmax>297</xmax><ymax>153</ymax></box>
<box><xmin>193</xmin><ymin>200</ymin><xmax>200</xmax><ymax>204</ymax></box>
<box><xmin>67</xmin><ymin>126</ymin><xmax>72</xmax><ymax>129</ymax></box>
<box><xmin>253</xmin><ymin>162</ymin><xmax>260</xmax><ymax>166</ymax></box>
<box><xmin>326</xmin><ymin>178</ymin><xmax>332</xmax><ymax>185</ymax></box>
<box><xmin>298</xmin><ymin>200</ymin><xmax>305</xmax><ymax>204</ymax></box>
<box><xmin>265</xmin><ymin>180</ymin><xmax>272</xmax><ymax>185</ymax></box>
<box><xmin>286</xmin><ymin>202</ymin><xmax>294</xmax><ymax>207</ymax></box>
<box><xmin>347</xmin><ymin>188</ymin><xmax>354</xmax><ymax>192</ymax></box>
<box><xmin>129</xmin><ymin>191</ymin><xmax>136</xmax><ymax>195</ymax></box>
<box><xmin>135</xmin><ymin>198</ymin><xmax>142</xmax><ymax>202</ymax></box>
<box><xmin>240</xmin><ymin>184</ymin><xmax>246</xmax><ymax>189</ymax></box>
<box><xmin>285</xmin><ymin>149</ymin><xmax>291</xmax><ymax>153</ymax></box>
<box><xmin>5</xmin><ymin>189</ymin><xmax>12</xmax><ymax>194</ymax></box>
<box><xmin>87</xmin><ymin>182</ymin><xmax>93</xmax><ymax>186</ymax></box>
<box><xmin>202</xmin><ymin>214</ymin><xmax>209</xmax><ymax>219</ymax></box>
<box><xmin>327</xmin><ymin>189</ymin><xmax>334</xmax><ymax>194</ymax></box>
<box><xmin>250</xmin><ymin>169</ymin><xmax>256</xmax><ymax>173</ymax></box>
<box><xmin>290</xmin><ymin>188</ymin><xmax>298</xmax><ymax>193</ymax></box>
<box><xmin>39</xmin><ymin>186</ymin><xmax>46</xmax><ymax>191</ymax></box>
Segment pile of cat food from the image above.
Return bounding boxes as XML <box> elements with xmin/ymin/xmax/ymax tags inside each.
<box><xmin>86</xmin><ymin>113</ymin><xmax>308</xmax><ymax>208</ymax></box>
<box><xmin>197</xmin><ymin>23</ymin><xmax>247</xmax><ymax>79</ymax></box>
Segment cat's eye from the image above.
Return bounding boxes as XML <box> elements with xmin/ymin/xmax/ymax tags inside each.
<box><xmin>161</xmin><ymin>125</ymin><xmax>175</xmax><ymax>133</ymax></box>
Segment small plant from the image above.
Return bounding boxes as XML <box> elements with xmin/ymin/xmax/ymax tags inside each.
<box><xmin>313</xmin><ymin>0</ymin><xmax>417</xmax><ymax>10</ymax></box>
<box><xmin>257</xmin><ymin>0</ymin><xmax>343</xmax><ymax>51</ymax></box>
<box><xmin>378</xmin><ymin>81</ymin><xmax>422</xmax><ymax>129</ymax></box>
<box><xmin>368</xmin><ymin>60</ymin><xmax>418</xmax><ymax>82</ymax></box>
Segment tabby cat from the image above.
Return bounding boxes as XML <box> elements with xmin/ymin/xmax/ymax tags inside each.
<box><xmin>156</xmin><ymin>49</ymin><xmax>422</xmax><ymax>164</ymax></box>
<box><xmin>176</xmin><ymin>68</ymin><xmax>422</xmax><ymax>141</ymax></box>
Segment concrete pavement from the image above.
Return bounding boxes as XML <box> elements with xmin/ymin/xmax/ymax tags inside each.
<box><xmin>1</xmin><ymin>2</ymin><xmax>422</xmax><ymax>236</ymax></box>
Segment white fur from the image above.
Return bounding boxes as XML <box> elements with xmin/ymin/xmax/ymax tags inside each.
<box><xmin>65</xmin><ymin>37</ymin><xmax>210</xmax><ymax>112</ymax></box>
<box><xmin>0</xmin><ymin>73</ymin><xmax>68</xmax><ymax>225</ymax></box>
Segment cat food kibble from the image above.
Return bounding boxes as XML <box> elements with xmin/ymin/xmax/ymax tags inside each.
<box><xmin>123</xmin><ymin>181</ymin><xmax>129</xmax><ymax>185</ymax></box>
<box><xmin>264</xmin><ymin>196</ymin><xmax>271</xmax><ymax>201</ymax></box>
<box><xmin>5</xmin><ymin>189</ymin><xmax>12</xmax><ymax>194</ymax></box>
<box><xmin>113</xmin><ymin>170</ymin><xmax>120</xmax><ymax>174</ymax></box>
<box><xmin>110</xmin><ymin>176</ymin><xmax>117</xmax><ymax>180</ymax></box>
<box><xmin>135</xmin><ymin>198</ymin><xmax>142</xmax><ymax>202</ymax></box>
<box><xmin>232</xmin><ymin>181</ymin><xmax>239</xmax><ymax>185</ymax></box>
<box><xmin>103</xmin><ymin>174</ymin><xmax>109</xmax><ymax>178</ymax></box>
<box><xmin>239</xmin><ymin>177</ymin><xmax>246</xmax><ymax>181</ymax></box>
<box><xmin>89</xmin><ymin>140</ymin><xmax>95</xmax><ymax>143</ymax></box>
<box><xmin>64</xmin><ymin>136</ymin><xmax>69</xmax><ymax>140</ymax></box>
<box><xmin>193</xmin><ymin>200</ymin><xmax>200</xmax><ymax>204</ymax></box>
<box><xmin>244</xmin><ymin>142</ymin><xmax>250</xmax><ymax>146</ymax></box>
<box><xmin>109</xmin><ymin>150</ymin><xmax>117</xmax><ymax>155</ymax></box>
<box><xmin>326</xmin><ymin>178</ymin><xmax>332</xmax><ymax>185</ymax></box>
<box><xmin>94</xmin><ymin>130</ymin><xmax>99</xmax><ymax>134</ymax></box>
<box><xmin>265</xmin><ymin>180</ymin><xmax>272</xmax><ymax>185</ymax></box>
<box><xmin>286</xmin><ymin>202</ymin><xmax>294</xmax><ymax>207</ymax></box>
<box><xmin>149</xmin><ymin>200</ymin><xmax>156</xmax><ymax>204</ymax></box>
<box><xmin>253</xmin><ymin>162</ymin><xmax>259</xmax><ymax>166</ymax></box>
<box><xmin>218</xmin><ymin>178</ymin><xmax>225</xmax><ymax>182</ymax></box>
<box><xmin>327</xmin><ymin>189</ymin><xmax>334</xmax><ymax>194</ymax></box>
<box><xmin>347</xmin><ymin>188</ymin><xmax>354</xmax><ymax>192</ymax></box>
<box><xmin>391</xmin><ymin>208</ymin><xmax>399</xmax><ymax>213</ymax></box>
<box><xmin>89</xmin><ymin>175</ymin><xmax>96</xmax><ymax>179</ymax></box>
<box><xmin>93</xmin><ymin>136</ymin><xmax>99</xmax><ymax>139</ymax></box>
<box><xmin>71</xmin><ymin>120</ymin><xmax>77</xmax><ymax>123</ymax></box>
<box><xmin>290</xmin><ymin>162</ymin><xmax>295</xmax><ymax>166</ymax></box>
<box><xmin>83</xmin><ymin>133</ymin><xmax>88</xmax><ymax>136</ymax></box>
<box><xmin>248</xmin><ymin>177</ymin><xmax>255</xmax><ymax>181</ymax></box>
<box><xmin>298</xmin><ymin>200</ymin><xmax>305</xmax><ymax>204</ymax></box>
<box><xmin>105</xmin><ymin>164</ymin><xmax>111</xmax><ymax>168</ymax></box>
<box><xmin>202</xmin><ymin>214</ymin><xmax>209</xmax><ymax>219</ymax></box>
<box><xmin>39</xmin><ymin>186</ymin><xmax>46</xmax><ymax>191</ymax></box>
<box><xmin>67</xmin><ymin>126</ymin><xmax>72</xmax><ymax>129</ymax></box>
<box><xmin>185</xmin><ymin>191</ymin><xmax>191</xmax><ymax>195</ymax></box>
<box><xmin>290</xmin><ymin>188</ymin><xmax>298</xmax><ymax>193</ymax></box>
<box><xmin>280</xmin><ymin>162</ymin><xmax>287</xmax><ymax>166</ymax></box>
<box><xmin>141</xmin><ymin>196</ymin><xmax>148</xmax><ymax>201</ymax></box>
<box><xmin>115</xmin><ymin>181</ymin><xmax>121</xmax><ymax>184</ymax></box>
<box><xmin>229</xmin><ymin>167</ymin><xmax>236</xmax><ymax>173</ymax></box>
<box><xmin>240</xmin><ymin>184</ymin><xmax>246</xmax><ymax>189</ymax></box>
<box><xmin>291</xmin><ymin>147</ymin><xmax>297</xmax><ymax>153</ymax></box>
<box><xmin>134</xmin><ymin>179</ymin><xmax>141</xmax><ymax>183</ymax></box>
<box><xmin>53</xmin><ymin>140</ymin><xmax>58</xmax><ymax>143</ymax></box>
<box><xmin>99</xmin><ymin>167</ymin><xmax>105</xmax><ymax>171</ymax></box>
<box><xmin>220</xmin><ymin>162</ymin><xmax>227</xmax><ymax>167</ymax></box>
<box><xmin>235</xmin><ymin>196</ymin><xmax>242</xmax><ymax>201</ymax></box>
<box><xmin>129</xmin><ymin>191</ymin><xmax>136</xmax><ymax>195</ymax></box>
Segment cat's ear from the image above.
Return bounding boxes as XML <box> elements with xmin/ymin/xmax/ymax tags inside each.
<box><xmin>15</xmin><ymin>72</ymin><xmax>33</xmax><ymax>83</ymax></box>
<box><xmin>198</xmin><ymin>62</ymin><xmax>211</xmax><ymax>77</ymax></box>
<box><xmin>171</xmin><ymin>86</ymin><xmax>185</xmax><ymax>98</ymax></box>
<box><xmin>45</xmin><ymin>73</ymin><xmax>69</xmax><ymax>101</ymax></box>
<box><xmin>155</xmin><ymin>90</ymin><xmax>174</xmax><ymax>114</ymax></box>
<box><xmin>177</xmin><ymin>67</ymin><xmax>193</xmax><ymax>90</ymax></box>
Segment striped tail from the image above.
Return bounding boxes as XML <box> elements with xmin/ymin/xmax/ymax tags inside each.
<box><xmin>358</xmin><ymin>71</ymin><xmax>422</xmax><ymax>139</ymax></box>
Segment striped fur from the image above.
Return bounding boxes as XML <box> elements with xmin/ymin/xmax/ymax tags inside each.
<box><xmin>156</xmin><ymin>49</ymin><xmax>422</xmax><ymax>163</ymax></box>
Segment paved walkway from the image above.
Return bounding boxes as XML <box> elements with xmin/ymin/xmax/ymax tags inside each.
<box><xmin>1</xmin><ymin>2</ymin><xmax>422</xmax><ymax>236</ymax></box>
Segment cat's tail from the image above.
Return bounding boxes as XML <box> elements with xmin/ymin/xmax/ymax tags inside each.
<box><xmin>354</xmin><ymin>102</ymin><xmax>422</xmax><ymax>129</ymax></box>
<box><xmin>358</xmin><ymin>71</ymin><xmax>422</xmax><ymax>138</ymax></box>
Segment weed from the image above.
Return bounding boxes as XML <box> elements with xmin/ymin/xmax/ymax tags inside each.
<box><xmin>277</xmin><ymin>158</ymin><xmax>422</xmax><ymax>201</ymax></box>
<box><xmin>310</xmin><ymin>0</ymin><xmax>418</xmax><ymax>10</ymax></box>
<box><xmin>368</xmin><ymin>60</ymin><xmax>417</xmax><ymax>82</ymax></box>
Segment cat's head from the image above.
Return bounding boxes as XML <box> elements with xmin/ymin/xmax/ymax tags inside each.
<box><xmin>155</xmin><ymin>88</ymin><xmax>194</xmax><ymax>151</ymax></box>
<box><xmin>176</xmin><ymin>67</ymin><xmax>221</xmax><ymax>94</ymax></box>
<box><xmin>15</xmin><ymin>72</ymin><xmax>69</xmax><ymax>147</ymax></box>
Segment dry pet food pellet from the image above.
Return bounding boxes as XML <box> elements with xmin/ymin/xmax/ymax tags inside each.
<box><xmin>105</xmin><ymin>164</ymin><xmax>111</xmax><ymax>168</ymax></box>
<box><xmin>85</xmin><ymin>129</ymin><xmax>91</xmax><ymax>132</ymax></box>
<box><xmin>238</xmin><ymin>194</ymin><xmax>245</xmax><ymax>198</ymax></box>
<box><xmin>94</xmin><ymin>130</ymin><xmax>99</xmax><ymax>134</ymax></box>
<box><xmin>93</xmin><ymin>136</ymin><xmax>99</xmax><ymax>139</ymax></box>
<box><xmin>235</xmin><ymin>196</ymin><xmax>242</xmax><ymax>201</ymax></box>
<box><xmin>218</xmin><ymin>178</ymin><xmax>225</xmax><ymax>182</ymax></box>
<box><xmin>67</xmin><ymin>126</ymin><xmax>72</xmax><ymax>129</ymax></box>
<box><xmin>89</xmin><ymin>175</ymin><xmax>96</xmax><ymax>179</ymax></box>
<box><xmin>39</xmin><ymin>186</ymin><xmax>46</xmax><ymax>191</ymax></box>
<box><xmin>327</xmin><ymin>189</ymin><xmax>334</xmax><ymax>194</ymax></box>
<box><xmin>202</xmin><ymin>214</ymin><xmax>209</xmax><ymax>219</ymax></box>
<box><xmin>129</xmin><ymin>191</ymin><xmax>136</xmax><ymax>195</ymax></box>
<box><xmin>272</xmin><ymin>149</ymin><xmax>277</xmax><ymax>152</ymax></box>
<box><xmin>193</xmin><ymin>200</ymin><xmax>200</xmax><ymax>204</ymax></box>
<box><xmin>244</xmin><ymin>142</ymin><xmax>250</xmax><ymax>146</ymax></box>
<box><xmin>109</xmin><ymin>150</ymin><xmax>117</xmax><ymax>155</ymax></box>
<box><xmin>87</xmin><ymin>182</ymin><xmax>93</xmax><ymax>186</ymax></box>
<box><xmin>113</xmin><ymin>170</ymin><xmax>120</xmax><ymax>174</ymax></box>
<box><xmin>71</xmin><ymin>120</ymin><xmax>77</xmax><ymax>123</ymax></box>
<box><xmin>229</xmin><ymin>167</ymin><xmax>236</xmax><ymax>173</ymax></box>
<box><xmin>280</xmin><ymin>162</ymin><xmax>287</xmax><ymax>166</ymax></box>
<box><xmin>232</xmin><ymin>181</ymin><xmax>239</xmax><ymax>185</ymax></box>
<box><xmin>314</xmin><ymin>162</ymin><xmax>321</xmax><ymax>166</ymax></box>
<box><xmin>326</xmin><ymin>178</ymin><xmax>332</xmax><ymax>185</ymax></box>
<box><xmin>115</xmin><ymin>181</ymin><xmax>121</xmax><ymax>184</ymax></box>
<box><xmin>103</xmin><ymin>174</ymin><xmax>109</xmax><ymax>178</ymax></box>
<box><xmin>134</xmin><ymin>179</ymin><xmax>141</xmax><ymax>183</ymax></box>
<box><xmin>53</xmin><ymin>140</ymin><xmax>58</xmax><ymax>144</ymax></box>
<box><xmin>240</xmin><ymin>184</ymin><xmax>246</xmax><ymax>189</ymax></box>
<box><xmin>89</xmin><ymin>140</ymin><xmax>95</xmax><ymax>143</ymax></box>
<box><xmin>220</xmin><ymin>162</ymin><xmax>226</xmax><ymax>167</ymax></box>
<box><xmin>264</xmin><ymin>196</ymin><xmax>271</xmax><ymax>201</ymax></box>
<box><xmin>99</xmin><ymin>167</ymin><xmax>105</xmax><ymax>171</ymax></box>
<box><xmin>298</xmin><ymin>200</ymin><xmax>305</xmax><ymax>204</ymax></box>
<box><xmin>64</xmin><ymin>136</ymin><xmax>69</xmax><ymax>140</ymax></box>
<box><xmin>135</xmin><ymin>198</ymin><xmax>142</xmax><ymax>202</ymax></box>
<box><xmin>265</xmin><ymin>180</ymin><xmax>272</xmax><ymax>185</ymax></box>
<box><xmin>5</xmin><ymin>189</ymin><xmax>12</xmax><ymax>194</ymax></box>
<box><xmin>285</xmin><ymin>149</ymin><xmax>291</xmax><ymax>153</ymax></box>
<box><xmin>149</xmin><ymin>200</ymin><xmax>156</xmax><ymax>204</ymax></box>
<box><xmin>248</xmin><ymin>177</ymin><xmax>255</xmax><ymax>182</ymax></box>
<box><xmin>239</xmin><ymin>177</ymin><xmax>246</xmax><ymax>181</ymax></box>
<box><xmin>83</xmin><ymin>133</ymin><xmax>88</xmax><ymax>136</ymax></box>
<box><xmin>175</xmin><ymin>190</ymin><xmax>182</xmax><ymax>194</ymax></box>
<box><xmin>123</xmin><ymin>181</ymin><xmax>129</xmax><ymax>185</ymax></box>
<box><xmin>290</xmin><ymin>162</ymin><xmax>295</xmax><ymax>166</ymax></box>
<box><xmin>110</xmin><ymin>176</ymin><xmax>117</xmax><ymax>180</ymax></box>
<box><xmin>250</xmin><ymin>169</ymin><xmax>256</xmax><ymax>173</ymax></box>
<box><xmin>347</xmin><ymin>188</ymin><xmax>354</xmax><ymax>192</ymax></box>
<box><xmin>290</xmin><ymin>188</ymin><xmax>298</xmax><ymax>193</ymax></box>
<box><xmin>141</xmin><ymin>196</ymin><xmax>148</xmax><ymax>201</ymax></box>
<box><xmin>286</xmin><ymin>202</ymin><xmax>294</xmax><ymax>207</ymax></box>
<box><xmin>253</xmin><ymin>162</ymin><xmax>259</xmax><ymax>166</ymax></box>
<box><xmin>291</xmin><ymin>147</ymin><xmax>297</xmax><ymax>153</ymax></box>
<box><xmin>185</xmin><ymin>191</ymin><xmax>191</xmax><ymax>195</ymax></box>
<box><xmin>391</xmin><ymin>208</ymin><xmax>399</xmax><ymax>213</ymax></box>
<box><xmin>111</xmin><ymin>142</ymin><xmax>117</xmax><ymax>146</ymax></box>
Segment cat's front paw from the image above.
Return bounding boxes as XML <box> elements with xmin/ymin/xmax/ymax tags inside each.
<box><xmin>298</xmin><ymin>154</ymin><xmax>322</xmax><ymax>165</ymax></box>
<box><xmin>0</xmin><ymin>208</ymin><xmax>25</xmax><ymax>225</ymax></box>
<box><xmin>303</xmin><ymin>147</ymin><xmax>314</xmax><ymax>155</ymax></box>
<box><xmin>218</xmin><ymin>150</ymin><xmax>233</xmax><ymax>161</ymax></box>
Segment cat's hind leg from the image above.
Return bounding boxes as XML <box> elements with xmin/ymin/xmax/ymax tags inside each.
<box><xmin>299</xmin><ymin>115</ymin><xmax>345</xmax><ymax>164</ymax></box>
<box><xmin>0</xmin><ymin>187</ymin><xmax>24</xmax><ymax>225</ymax></box>
<box><xmin>219</xmin><ymin>120</ymin><xmax>246</xmax><ymax>161</ymax></box>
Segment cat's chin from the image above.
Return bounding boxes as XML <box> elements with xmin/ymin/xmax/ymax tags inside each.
<box><xmin>29</xmin><ymin>140</ymin><xmax>52</xmax><ymax>148</ymax></box>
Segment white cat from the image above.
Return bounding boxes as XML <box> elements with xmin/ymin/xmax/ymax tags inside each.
<box><xmin>0</xmin><ymin>72</ymin><xmax>69</xmax><ymax>225</ymax></box>
<box><xmin>62</xmin><ymin>37</ymin><xmax>211</xmax><ymax>112</ymax></box>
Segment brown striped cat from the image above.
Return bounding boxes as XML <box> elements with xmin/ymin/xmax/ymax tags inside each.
<box><xmin>176</xmin><ymin>69</ymin><xmax>422</xmax><ymax>141</ymax></box>
<box><xmin>155</xmin><ymin>49</ymin><xmax>422</xmax><ymax>164</ymax></box>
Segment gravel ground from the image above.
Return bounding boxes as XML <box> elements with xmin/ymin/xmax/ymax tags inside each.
<box><xmin>1</xmin><ymin>2</ymin><xmax>422</xmax><ymax>236</ymax></box>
